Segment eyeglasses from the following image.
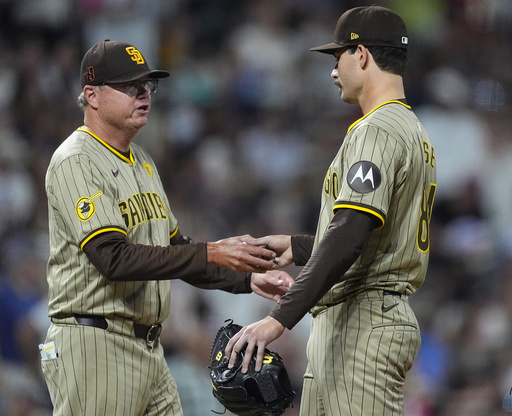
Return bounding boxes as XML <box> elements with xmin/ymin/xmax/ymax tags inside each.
<box><xmin>105</xmin><ymin>79</ymin><xmax>159</xmax><ymax>96</ymax></box>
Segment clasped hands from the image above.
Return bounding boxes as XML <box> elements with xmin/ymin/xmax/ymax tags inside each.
<box><xmin>207</xmin><ymin>234</ymin><xmax>294</xmax><ymax>302</ymax></box>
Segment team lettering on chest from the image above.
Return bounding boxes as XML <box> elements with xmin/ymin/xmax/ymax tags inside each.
<box><xmin>118</xmin><ymin>192</ymin><xmax>168</xmax><ymax>228</ymax></box>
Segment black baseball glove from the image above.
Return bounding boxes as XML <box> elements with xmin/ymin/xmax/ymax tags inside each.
<box><xmin>209</xmin><ymin>320</ymin><xmax>296</xmax><ymax>416</ymax></box>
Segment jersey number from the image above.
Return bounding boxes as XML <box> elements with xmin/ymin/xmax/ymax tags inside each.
<box><xmin>324</xmin><ymin>167</ymin><xmax>339</xmax><ymax>200</ymax></box>
<box><xmin>417</xmin><ymin>183</ymin><xmax>436</xmax><ymax>253</ymax></box>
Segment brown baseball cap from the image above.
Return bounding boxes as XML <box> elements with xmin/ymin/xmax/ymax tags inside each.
<box><xmin>310</xmin><ymin>5</ymin><xmax>408</xmax><ymax>54</ymax></box>
<box><xmin>81</xmin><ymin>39</ymin><xmax>170</xmax><ymax>87</ymax></box>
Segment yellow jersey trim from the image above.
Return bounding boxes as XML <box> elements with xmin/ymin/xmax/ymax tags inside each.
<box><xmin>347</xmin><ymin>101</ymin><xmax>411</xmax><ymax>133</ymax></box>
<box><xmin>78</xmin><ymin>126</ymin><xmax>134</xmax><ymax>165</ymax></box>
<box><xmin>170</xmin><ymin>227</ymin><xmax>179</xmax><ymax>239</ymax></box>
<box><xmin>80</xmin><ymin>227</ymin><xmax>128</xmax><ymax>251</ymax></box>
<box><xmin>333</xmin><ymin>203</ymin><xmax>385</xmax><ymax>230</ymax></box>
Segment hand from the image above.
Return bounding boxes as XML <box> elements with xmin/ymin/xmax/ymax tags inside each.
<box><xmin>225</xmin><ymin>316</ymin><xmax>285</xmax><ymax>373</ymax></box>
<box><xmin>207</xmin><ymin>235</ymin><xmax>278</xmax><ymax>273</ymax></box>
<box><xmin>244</xmin><ymin>235</ymin><xmax>293</xmax><ymax>268</ymax></box>
<box><xmin>250</xmin><ymin>270</ymin><xmax>293</xmax><ymax>301</ymax></box>
<box><xmin>214</xmin><ymin>234</ymin><xmax>255</xmax><ymax>246</ymax></box>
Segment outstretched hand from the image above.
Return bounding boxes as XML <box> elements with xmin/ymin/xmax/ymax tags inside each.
<box><xmin>250</xmin><ymin>270</ymin><xmax>294</xmax><ymax>301</ymax></box>
<box><xmin>225</xmin><ymin>316</ymin><xmax>285</xmax><ymax>373</ymax></box>
<box><xmin>207</xmin><ymin>234</ymin><xmax>278</xmax><ymax>273</ymax></box>
<box><xmin>243</xmin><ymin>235</ymin><xmax>293</xmax><ymax>268</ymax></box>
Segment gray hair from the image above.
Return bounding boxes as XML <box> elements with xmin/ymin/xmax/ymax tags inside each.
<box><xmin>77</xmin><ymin>85</ymin><xmax>106</xmax><ymax>110</ymax></box>
<box><xmin>77</xmin><ymin>92</ymin><xmax>88</xmax><ymax>110</ymax></box>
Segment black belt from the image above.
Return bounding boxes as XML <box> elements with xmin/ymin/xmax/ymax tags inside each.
<box><xmin>322</xmin><ymin>290</ymin><xmax>403</xmax><ymax>309</ymax></box>
<box><xmin>74</xmin><ymin>314</ymin><xmax>162</xmax><ymax>346</ymax></box>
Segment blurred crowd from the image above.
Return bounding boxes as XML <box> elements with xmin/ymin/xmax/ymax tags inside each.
<box><xmin>1</xmin><ymin>0</ymin><xmax>512</xmax><ymax>415</ymax></box>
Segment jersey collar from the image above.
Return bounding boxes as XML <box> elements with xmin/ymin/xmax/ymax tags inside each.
<box><xmin>78</xmin><ymin>126</ymin><xmax>134</xmax><ymax>165</ymax></box>
<box><xmin>347</xmin><ymin>100</ymin><xmax>411</xmax><ymax>133</ymax></box>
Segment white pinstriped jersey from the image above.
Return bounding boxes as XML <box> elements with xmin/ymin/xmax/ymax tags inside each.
<box><xmin>314</xmin><ymin>101</ymin><xmax>437</xmax><ymax>306</ymax></box>
<box><xmin>45</xmin><ymin>127</ymin><xmax>177</xmax><ymax>325</ymax></box>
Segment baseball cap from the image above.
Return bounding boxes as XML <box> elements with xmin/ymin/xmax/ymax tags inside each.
<box><xmin>81</xmin><ymin>39</ymin><xmax>170</xmax><ymax>87</ymax></box>
<box><xmin>310</xmin><ymin>5</ymin><xmax>408</xmax><ymax>54</ymax></box>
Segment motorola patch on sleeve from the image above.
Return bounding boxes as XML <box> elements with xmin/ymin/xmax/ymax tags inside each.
<box><xmin>347</xmin><ymin>161</ymin><xmax>381</xmax><ymax>194</ymax></box>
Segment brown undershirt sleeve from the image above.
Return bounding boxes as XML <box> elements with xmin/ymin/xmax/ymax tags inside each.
<box><xmin>291</xmin><ymin>235</ymin><xmax>315</xmax><ymax>266</ymax></box>
<box><xmin>269</xmin><ymin>209</ymin><xmax>379</xmax><ymax>329</ymax></box>
<box><xmin>83</xmin><ymin>231</ymin><xmax>251</xmax><ymax>293</ymax></box>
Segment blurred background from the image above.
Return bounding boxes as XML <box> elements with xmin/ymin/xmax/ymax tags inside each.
<box><xmin>0</xmin><ymin>0</ymin><xmax>512</xmax><ymax>415</ymax></box>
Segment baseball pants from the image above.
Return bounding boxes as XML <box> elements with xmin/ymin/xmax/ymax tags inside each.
<box><xmin>41</xmin><ymin>322</ymin><xmax>183</xmax><ymax>416</ymax></box>
<box><xmin>300</xmin><ymin>290</ymin><xmax>421</xmax><ymax>416</ymax></box>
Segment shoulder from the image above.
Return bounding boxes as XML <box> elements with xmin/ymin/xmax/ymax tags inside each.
<box><xmin>351</xmin><ymin>102</ymin><xmax>419</xmax><ymax>145</ymax></box>
<box><xmin>48</xmin><ymin>129</ymin><xmax>92</xmax><ymax>168</ymax></box>
<box><xmin>363</xmin><ymin>101</ymin><xmax>413</xmax><ymax>126</ymax></box>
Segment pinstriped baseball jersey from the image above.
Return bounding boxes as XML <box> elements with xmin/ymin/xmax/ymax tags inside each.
<box><xmin>45</xmin><ymin>126</ymin><xmax>177</xmax><ymax>325</ymax></box>
<box><xmin>299</xmin><ymin>100</ymin><xmax>435</xmax><ymax>416</ymax></box>
<box><xmin>313</xmin><ymin>101</ymin><xmax>437</xmax><ymax>308</ymax></box>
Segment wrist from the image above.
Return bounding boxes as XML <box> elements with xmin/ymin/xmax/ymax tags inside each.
<box><xmin>206</xmin><ymin>242</ymin><xmax>218</xmax><ymax>264</ymax></box>
<box><xmin>245</xmin><ymin>272</ymin><xmax>253</xmax><ymax>292</ymax></box>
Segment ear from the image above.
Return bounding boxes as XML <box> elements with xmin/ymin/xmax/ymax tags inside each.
<box><xmin>356</xmin><ymin>45</ymin><xmax>370</xmax><ymax>69</ymax></box>
<box><xmin>83</xmin><ymin>85</ymin><xmax>100</xmax><ymax>109</ymax></box>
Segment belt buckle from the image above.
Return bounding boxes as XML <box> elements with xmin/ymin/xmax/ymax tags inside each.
<box><xmin>146</xmin><ymin>324</ymin><xmax>162</xmax><ymax>347</ymax></box>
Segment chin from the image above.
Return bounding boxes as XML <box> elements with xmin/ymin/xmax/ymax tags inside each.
<box><xmin>340</xmin><ymin>92</ymin><xmax>356</xmax><ymax>104</ymax></box>
<box><xmin>135</xmin><ymin>116</ymin><xmax>149</xmax><ymax>126</ymax></box>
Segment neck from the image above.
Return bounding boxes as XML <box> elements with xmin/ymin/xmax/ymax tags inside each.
<box><xmin>83</xmin><ymin>113</ymin><xmax>138</xmax><ymax>153</ymax></box>
<box><xmin>359</xmin><ymin>72</ymin><xmax>405</xmax><ymax>115</ymax></box>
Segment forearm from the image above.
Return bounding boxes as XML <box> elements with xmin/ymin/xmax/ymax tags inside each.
<box><xmin>85</xmin><ymin>231</ymin><xmax>251</xmax><ymax>292</ymax></box>
<box><xmin>290</xmin><ymin>234</ymin><xmax>315</xmax><ymax>266</ymax></box>
<box><xmin>181</xmin><ymin>266</ymin><xmax>251</xmax><ymax>293</ymax></box>
<box><xmin>84</xmin><ymin>232</ymin><xmax>208</xmax><ymax>281</ymax></box>
<box><xmin>270</xmin><ymin>209</ymin><xmax>378</xmax><ymax>329</ymax></box>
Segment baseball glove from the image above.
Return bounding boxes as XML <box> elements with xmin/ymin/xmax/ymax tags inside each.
<box><xmin>209</xmin><ymin>320</ymin><xmax>295</xmax><ymax>416</ymax></box>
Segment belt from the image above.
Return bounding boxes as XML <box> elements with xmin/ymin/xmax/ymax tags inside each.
<box><xmin>383</xmin><ymin>290</ymin><xmax>403</xmax><ymax>297</ymax></box>
<box><xmin>324</xmin><ymin>289</ymin><xmax>403</xmax><ymax>308</ymax></box>
<box><xmin>311</xmin><ymin>289</ymin><xmax>405</xmax><ymax>317</ymax></box>
<box><xmin>74</xmin><ymin>314</ymin><xmax>162</xmax><ymax>347</ymax></box>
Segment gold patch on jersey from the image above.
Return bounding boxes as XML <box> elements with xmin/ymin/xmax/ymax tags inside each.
<box><xmin>143</xmin><ymin>163</ymin><xmax>153</xmax><ymax>178</ymax></box>
<box><xmin>75</xmin><ymin>191</ymin><xmax>103</xmax><ymax>221</ymax></box>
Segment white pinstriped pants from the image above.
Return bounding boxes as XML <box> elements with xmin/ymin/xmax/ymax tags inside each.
<box><xmin>300</xmin><ymin>291</ymin><xmax>421</xmax><ymax>416</ymax></box>
<box><xmin>41</xmin><ymin>323</ymin><xmax>183</xmax><ymax>416</ymax></box>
